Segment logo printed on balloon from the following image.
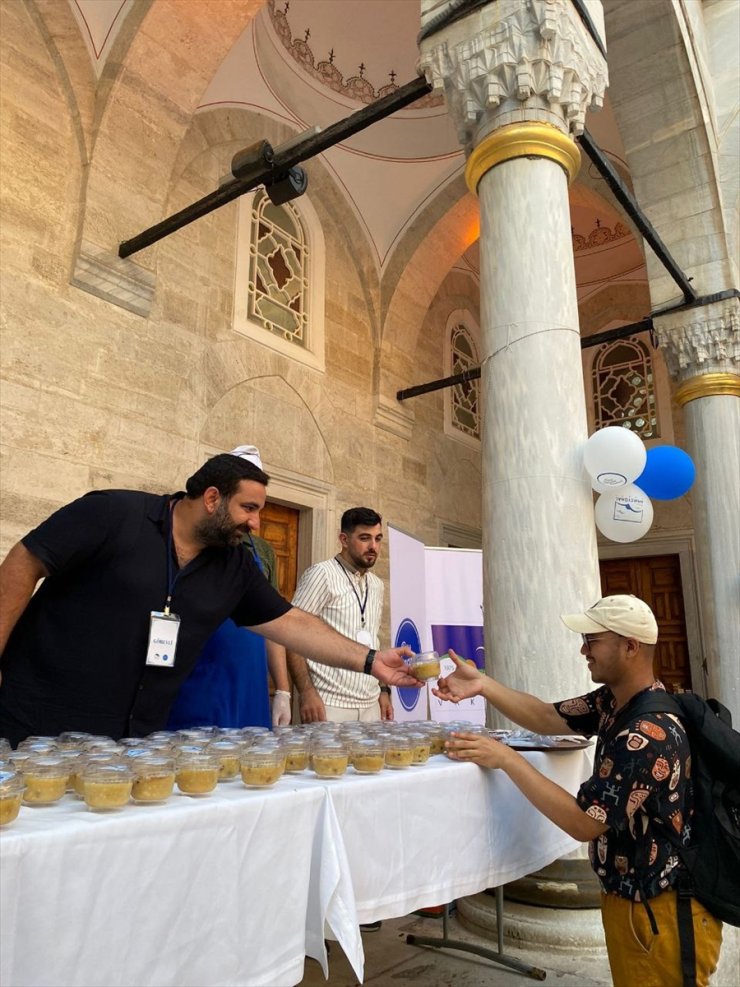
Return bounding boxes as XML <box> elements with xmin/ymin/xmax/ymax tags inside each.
<box><xmin>394</xmin><ymin>617</ymin><xmax>422</xmax><ymax>712</ymax></box>
<box><xmin>596</xmin><ymin>472</ymin><xmax>628</xmax><ymax>487</ymax></box>
<box><xmin>595</xmin><ymin>483</ymin><xmax>654</xmax><ymax>543</ymax></box>
<box><xmin>584</xmin><ymin>426</ymin><xmax>647</xmax><ymax>494</ymax></box>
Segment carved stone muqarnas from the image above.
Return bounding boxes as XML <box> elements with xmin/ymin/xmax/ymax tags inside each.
<box><xmin>419</xmin><ymin>0</ymin><xmax>608</xmax><ymax>147</ymax></box>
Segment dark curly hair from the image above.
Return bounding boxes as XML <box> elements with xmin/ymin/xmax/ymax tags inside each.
<box><xmin>341</xmin><ymin>507</ymin><xmax>382</xmax><ymax>533</ymax></box>
<box><xmin>185</xmin><ymin>454</ymin><xmax>269</xmax><ymax>499</ymax></box>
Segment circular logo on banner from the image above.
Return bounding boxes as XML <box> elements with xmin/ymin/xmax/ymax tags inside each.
<box><xmin>394</xmin><ymin>617</ymin><xmax>422</xmax><ymax>712</ymax></box>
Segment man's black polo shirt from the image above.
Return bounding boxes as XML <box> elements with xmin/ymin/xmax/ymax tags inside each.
<box><xmin>0</xmin><ymin>490</ymin><xmax>291</xmax><ymax>742</ymax></box>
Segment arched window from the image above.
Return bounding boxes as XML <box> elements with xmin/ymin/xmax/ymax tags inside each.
<box><xmin>248</xmin><ymin>191</ymin><xmax>307</xmax><ymax>345</ymax></box>
<box><xmin>591</xmin><ymin>338</ymin><xmax>658</xmax><ymax>439</ymax></box>
<box><xmin>234</xmin><ymin>189</ymin><xmax>325</xmax><ymax>371</ymax></box>
<box><xmin>450</xmin><ymin>324</ymin><xmax>480</xmax><ymax>439</ymax></box>
<box><xmin>442</xmin><ymin>310</ymin><xmax>481</xmax><ymax>446</ymax></box>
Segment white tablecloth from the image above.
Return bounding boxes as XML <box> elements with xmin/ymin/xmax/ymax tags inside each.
<box><xmin>0</xmin><ymin>750</ymin><xmax>591</xmax><ymax>987</ymax></box>
<box><xmin>0</xmin><ymin>781</ymin><xmax>350</xmax><ymax>987</ymax></box>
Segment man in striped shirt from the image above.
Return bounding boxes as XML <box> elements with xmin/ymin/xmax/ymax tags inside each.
<box><xmin>287</xmin><ymin>507</ymin><xmax>392</xmax><ymax>722</ymax></box>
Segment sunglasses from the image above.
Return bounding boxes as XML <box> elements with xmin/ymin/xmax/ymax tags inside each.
<box><xmin>581</xmin><ymin>633</ymin><xmax>607</xmax><ymax>649</ymax></box>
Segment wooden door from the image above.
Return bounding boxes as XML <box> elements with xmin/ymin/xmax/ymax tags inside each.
<box><xmin>259</xmin><ymin>502</ymin><xmax>299</xmax><ymax>602</ymax></box>
<box><xmin>259</xmin><ymin>502</ymin><xmax>300</xmax><ymax>696</ymax></box>
<box><xmin>599</xmin><ymin>555</ymin><xmax>691</xmax><ymax>692</ymax></box>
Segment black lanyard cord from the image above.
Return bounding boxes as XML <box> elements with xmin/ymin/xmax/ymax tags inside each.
<box><xmin>335</xmin><ymin>557</ymin><xmax>369</xmax><ymax>626</ymax></box>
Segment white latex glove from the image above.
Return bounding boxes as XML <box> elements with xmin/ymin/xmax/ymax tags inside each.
<box><xmin>272</xmin><ymin>690</ymin><xmax>292</xmax><ymax>727</ymax></box>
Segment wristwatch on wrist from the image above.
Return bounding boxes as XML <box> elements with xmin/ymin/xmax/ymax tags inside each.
<box><xmin>363</xmin><ymin>649</ymin><xmax>377</xmax><ymax>675</ymax></box>
<box><xmin>379</xmin><ymin>686</ymin><xmax>391</xmax><ymax>695</ymax></box>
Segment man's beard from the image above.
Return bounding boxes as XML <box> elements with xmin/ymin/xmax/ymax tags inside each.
<box><xmin>348</xmin><ymin>549</ymin><xmax>377</xmax><ymax>570</ymax></box>
<box><xmin>194</xmin><ymin>499</ymin><xmax>245</xmax><ymax>548</ymax></box>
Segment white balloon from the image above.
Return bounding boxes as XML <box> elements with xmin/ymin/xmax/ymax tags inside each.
<box><xmin>584</xmin><ymin>426</ymin><xmax>647</xmax><ymax>490</ymax></box>
<box><xmin>595</xmin><ymin>484</ymin><xmax>654</xmax><ymax>543</ymax></box>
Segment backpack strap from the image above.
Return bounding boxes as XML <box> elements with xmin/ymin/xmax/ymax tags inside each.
<box><xmin>596</xmin><ymin>690</ymin><xmax>679</xmax><ymax>764</ymax></box>
<box><xmin>676</xmin><ymin>877</ymin><xmax>697</xmax><ymax>987</ymax></box>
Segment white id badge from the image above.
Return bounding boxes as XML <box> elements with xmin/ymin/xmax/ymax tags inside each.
<box><xmin>146</xmin><ymin>612</ymin><xmax>180</xmax><ymax>667</ymax></box>
<box><xmin>357</xmin><ymin>629</ymin><xmax>373</xmax><ymax>647</ymax></box>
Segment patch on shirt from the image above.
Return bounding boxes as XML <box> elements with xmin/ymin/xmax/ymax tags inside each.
<box><xmin>626</xmin><ymin>732</ymin><xmax>648</xmax><ymax>751</ymax></box>
<box><xmin>669</xmin><ymin>760</ymin><xmax>681</xmax><ymax>790</ymax></box>
<box><xmin>586</xmin><ymin>805</ymin><xmax>608</xmax><ymax>823</ymax></box>
<box><xmin>597</xmin><ymin>833</ymin><xmax>608</xmax><ymax>864</ymax></box>
<box><xmin>637</xmin><ymin>720</ymin><xmax>666</xmax><ymax>741</ymax></box>
<box><xmin>599</xmin><ymin>756</ymin><xmax>615</xmax><ymax>778</ymax></box>
<box><xmin>651</xmin><ymin>757</ymin><xmax>670</xmax><ymax>781</ymax></box>
<box><xmin>557</xmin><ymin>697</ymin><xmax>590</xmax><ymax>715</ymax></box>
<box><xmin>626</xmin><ymin>788</ymin><xmax>650</xmax><ymax>818</ymax></box>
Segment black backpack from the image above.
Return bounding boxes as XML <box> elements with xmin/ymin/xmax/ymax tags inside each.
<box><xmin>603</xmin><ymin>690</ymin><xmax>740</xmax><ymax>986</ymax></box>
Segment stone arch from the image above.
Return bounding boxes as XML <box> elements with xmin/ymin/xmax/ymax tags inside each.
<box><xmin>578</xmin><ymin>282</ymin><xmax>652</xmax><ymax>335</ymax></box>
<box><xmin>378</xmin><ymin>185</ymin><xmax>479</xmax><ymax>409</ymax></box>
<box><xmin>604</xmin><ymin>0</ymin><xmax>736</xmax><ymax>305</ymax></box>
<box><xmin>73</xmin><ymin>0</ymin><xmax>265</xmax><ymax>266</ymax></box>
<box><xmin>198</xmin><ymin>371</ymin><xmax>334</xmax><ymax>484</ymax></box>
<box><xmin>161</xmin><ymin>105</ymin><xmax>381</xmax><ymax>346</ymax></box>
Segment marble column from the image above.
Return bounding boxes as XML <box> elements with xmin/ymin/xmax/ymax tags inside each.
<box><xmin>655</xmin><ymin>298</ymin><xmax>740</xmax><ymax>724</ymax></box>
<box><xmin>419</xmin><ymin>0</ymin><xmax>607</xmax><ymax>708</ymax></box>
<box><xmin>418</xmin><ymin>0</ymin><xmax>609</xmax><ymax>952</ymax></box>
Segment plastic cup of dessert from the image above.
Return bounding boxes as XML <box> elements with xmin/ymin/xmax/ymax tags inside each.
<box><xmin>82</xmin><ymin>762</ymin><xmax>133</xmax><ymax>811</ymax></box>
<box><xmin>131</xmin><ymin>755</ymin><xmax>176</xmax><ymax>803</ymax></box>
<box><xmin>175</xmin><ymin>751</ymin><xmax>220</xmax><ymax>796</ymax></box>
<box><xmin>312</xmin><ymin>740</ymin><xmax>348</xmax><ymax>779</ymax></box>
<box><xmin>350</xmin><ymin>739</ymin><xmax>385</xmax><ymax>774</ymax></box>
<box><xmin>22</xmin><ymin>755</ymin><xmax>69</xmax><ymax>805</ymax></box>
<box><xmin>384</xmin><ymin>735</ymin><xmax>414</xmax><ymax>769</ymax></box>
<box><xmin>0</xmin><ymin>769</ymin><xmax>25</xmax><ymax>826</ymax></box>
<box><xmin>207</xmin><ymin>740</ymin><xmax>243</xmax><ymax>781</ymax></box>
<box><xmin>407</xmin><ymin>650</ymin><xmax>442</xmax><ymax>681</ymax></box>
<box><xmin>239</xmin><ymin>746</ymin><xmax>286</xmax><ymax>788</ymax></box>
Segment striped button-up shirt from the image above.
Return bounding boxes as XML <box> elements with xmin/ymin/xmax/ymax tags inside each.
<box><xmin>291</xmin><ymin>557</ymin><xmax>384</xmax><ymax>708</ymax></box>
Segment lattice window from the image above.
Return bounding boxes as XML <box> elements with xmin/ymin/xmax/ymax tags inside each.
<box><xmin>248</xmin><ymin>191</ymin><xmax>308</xmax><ymax>346</ymax></box>
<box><xmin>450</xmin><ymin>324</ymin><xmax>480</xmax><ymax>439</ymax></box>
<box><xmin>591</xmin><ymin>338</ymin><xmax>658</xmax><ymax>439</ymax></box>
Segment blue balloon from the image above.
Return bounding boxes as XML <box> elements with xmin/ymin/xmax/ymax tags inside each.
<box><xmin>635</xmin><ymin>446</ymin><xmax>695</xmax><ymax>500</ymax></box>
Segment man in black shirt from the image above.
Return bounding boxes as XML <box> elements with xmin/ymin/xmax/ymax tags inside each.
<box><xmin>434</xmin><ymin>595</ymin><xmax>723</xmax><ymax>987</ymax></box>
<box><xmin>0</xmin><ymin>454</ymin><xmax>418</xmax><ymax>744</ymax></box>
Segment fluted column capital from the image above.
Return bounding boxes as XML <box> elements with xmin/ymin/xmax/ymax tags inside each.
<box><xmin>418</xmin><ymin>0</ymin><xmax>608</xmax><ymax>153</ymax></box>
<box><xmin>654</xmin><ymin>296</ymin><xmax>740</xmax><ymax>397</ymax></box>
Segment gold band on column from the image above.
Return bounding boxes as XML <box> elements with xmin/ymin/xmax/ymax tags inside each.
<box><xmin>465</xmin><ymin>122</ymin><xmax>581</xmax><ymax>194</ymax></box>
<box><xmin>675</xmin><ymin>372</ymin><xmax>740</xmax><ymax>407</ymax></box>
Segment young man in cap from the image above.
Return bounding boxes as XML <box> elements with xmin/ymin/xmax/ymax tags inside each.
<box><xmin>434</xmin><ymin>595</ymin><xmax>722</xmax><ymax>987</ymax></box>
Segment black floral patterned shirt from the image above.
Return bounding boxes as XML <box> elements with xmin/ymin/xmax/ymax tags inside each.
<box><xmin>554</xmin><ymin>683</ymin><xmax>693</xmax><ymax>900</ymax></box>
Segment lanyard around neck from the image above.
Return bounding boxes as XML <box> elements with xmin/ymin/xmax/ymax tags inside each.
<box><xmin>335</xmin><ymin>557</ymin><xmax>368</xmax><ymax>626</ymax></box>
<box><xmin>164</xmin><ymin>500</ymin><xmax>182</xmax><ymax>616</ymax></box>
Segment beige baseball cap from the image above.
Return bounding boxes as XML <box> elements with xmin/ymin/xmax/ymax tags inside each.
<box><xmin>561</xmin><ymin>595</ymin><xmax>658</xmax><ymax>644</ymax></box>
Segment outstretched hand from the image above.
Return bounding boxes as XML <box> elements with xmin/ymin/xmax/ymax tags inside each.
<box><xmin>432</xmin><ymin>649</ymin><xmax>484</xmax><ymax>703</ymax></box>
<box><xmin>373</xmin><ymin>646</ymin><xmax>422</xmax><ymax>688</ymax></box>
<box><xmin>445</xmin><ymin>731</ymin><xmax>512</xmax><ymax>770</ymax></box>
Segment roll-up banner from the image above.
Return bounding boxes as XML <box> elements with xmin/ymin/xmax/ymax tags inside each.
<box><xmin>389</xmin><ymin>526</ymin><xmax>486</xmax><ymax>724</ymax></box>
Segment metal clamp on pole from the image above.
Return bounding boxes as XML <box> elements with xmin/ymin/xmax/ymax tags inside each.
<box><xmin>231</xmin><ymin>140</ymin><xmax>275</xmax><ymax>182</ymax></box>
<box><xmin>266</xmin><ymin>166</ymin><xmax>308</xmax><ymax>206</ymax></box>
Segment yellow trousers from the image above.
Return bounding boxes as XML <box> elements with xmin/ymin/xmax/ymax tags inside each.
<box><xmin>601</xmin><ymin>890</ymin><xmax>723</xmax><ymax>987</ymax></box>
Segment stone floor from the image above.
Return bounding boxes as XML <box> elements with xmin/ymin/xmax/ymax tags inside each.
<box><xmin>298</xmin><ymin>910</ymin><xmax>613</xmax><ymax>987</ymax></box>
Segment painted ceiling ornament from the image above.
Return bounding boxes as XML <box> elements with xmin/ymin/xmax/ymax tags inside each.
<box><xmin>266</xmin><ymin>0</ymin><xmax>443</xmax><ymax>108</ymax></box>
<box><xmin>572</xmin><ymin>220</ymin><xmax>630</xmax><ymax>252</ymax></box>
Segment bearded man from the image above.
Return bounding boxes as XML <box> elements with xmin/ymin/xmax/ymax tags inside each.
<box><xmin>0</xmin><ymin>458</ymin><xmax>416</xmax><ymax>745</ymax></box>
<box><xmin>287</xmin><ymin>507</ymin><xmax>392</xmax><ymax>724</ymax></box>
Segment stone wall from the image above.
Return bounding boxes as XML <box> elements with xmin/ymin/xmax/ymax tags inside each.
<box><xmin>0</xmin><ymin>0</ymin><xmax>481</xmax><ymax>614</ymax></box>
